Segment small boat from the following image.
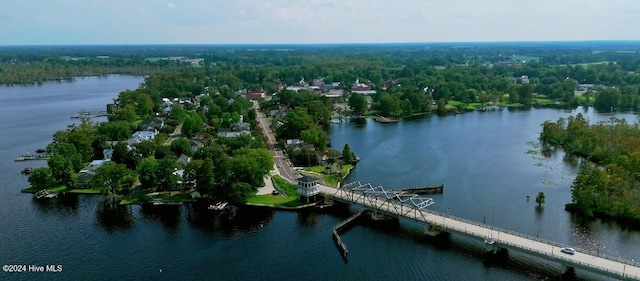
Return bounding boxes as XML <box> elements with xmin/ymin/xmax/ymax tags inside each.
<box><xmin>21</xmin><ymin>167</ymin><xmax>34</xmax><ymax>174</ymax></box>
<box><xmin>374</xmin><ymin>116</ymin><xmax>399</xmax><ymax>123</ymax></box>
<box><xmin>35</xmin><ymin>148</ymin><xmax>47</xmax><ymax>153</ymax></box>
<box><xmin>34</xmin><ymin>189</ymin><xmax>58</xmax><ymax>199</ymax></box>
<box><xmin>208</xmin><ymin>202</ymin><xmax>228</xmax><ymax>211</ymax></box>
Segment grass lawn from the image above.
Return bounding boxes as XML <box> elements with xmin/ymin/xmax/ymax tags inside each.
<box><xmin>21</xmin><ymin>185</ymin><xmax>67</xmax><ymax>193</ymax></box>
<box><xmin>147</xmin><ymin>192</ymin><xmax>194</xmax><ymax>203</ymax></box>
<box><xmin>246</xmin><ymin>175</ymin><xmax>304</xmax><ymax>206</ymax></box>
<box><xmin>533</xmin><ymin>97</ymin><xmax>556</xmax><ymax>105</ymax></box>
<box><xmin>303</xmin><ymin>166</ymin><xmax>325</xmax><ymax>173</ymax></box>
<box><xmin>301</xmin><ymin>164</ymin><xmax>353</xmax><ymax>187</ymax></box>
<box><xmin>67</xmin><ymin>188</ymin><xmax>102</xmax><ymax>194</ymax></box>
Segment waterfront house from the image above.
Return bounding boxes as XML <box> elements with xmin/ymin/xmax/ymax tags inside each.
<box><xmin>78</xmin><ymin>159</ymin><xmax>111</xmax><ymax>183</ymax></box>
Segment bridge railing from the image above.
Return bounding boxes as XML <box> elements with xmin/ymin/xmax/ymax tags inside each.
<box><xmin>326</xmin><ymin>185</ymin><xmax>640</xmax><ymax>274</ymax></box>
<box><xmin>428</xmin><ymin>208</ymin><xmax>640</xmax><ymax>270</ymax></box>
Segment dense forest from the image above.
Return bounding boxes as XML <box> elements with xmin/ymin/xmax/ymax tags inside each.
<box><xmin>540</xmin><ymin>114</ymin><xmax>640</xmax><ymax>224</ymax></box>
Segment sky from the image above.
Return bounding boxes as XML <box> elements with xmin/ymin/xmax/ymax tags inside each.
<box><xmin>1</xmin><ymin>0</ymin><xmax>639</xmax><ymax>45</ymax></box>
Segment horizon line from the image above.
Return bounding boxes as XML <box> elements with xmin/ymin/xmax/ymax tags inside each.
<box><xmin>2</xmin><ymin>39</ymin><xmax>640</xmax><ymax>48</ymax></box>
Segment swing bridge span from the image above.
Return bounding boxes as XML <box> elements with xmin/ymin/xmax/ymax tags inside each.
<box><xmin>318</xmin><ymin>181</ymin><xmax>640</xmax><ymax>280</ymax></box>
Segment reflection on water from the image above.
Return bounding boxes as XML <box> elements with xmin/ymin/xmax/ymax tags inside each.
<box><xmin>219</xmin><ymin>206</ymin><xmax>275</xmax><ymax>236</ymax></box>
<box><xmin>562</xmin><ymin>153</ymin><xmax>583</xmax><ymax>168</ymax></box>
<box><xmin>32</xmin><ymin>193</ymin><xmax>79</xmax><ymax>215</ymax></box>
<box><xmin>296</xmin><ymin>210</ymin><xmax>319</xmax><ymax>226</ymax></box>
<box><xmin>185</xmin><ymin>202</ymin><xmax>220</xmax><ymax>232</ymax></box>
<box><xmin>95</xmin><ymin>199</ymin><xmax>135</xmax><ymax>233</ymax></box>
<box><xmin>140</xmin><ymin>203</ymin><xmax>182</xmax><ymax>231</ymax></box>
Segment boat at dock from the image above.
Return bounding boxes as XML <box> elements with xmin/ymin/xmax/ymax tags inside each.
<box><xmin>21</xmin><ymin>167</ymin><xmax>34</xmax><ymax>175</ymax></box>
<box><xmin>34</xmin><ymin>189</ymin><xmax>58</xmax><ymax>199</ymax></box>
<box><xmin>208</xmin><ymin>202</ymin><xmax>228</xmax><ymax>211</ymax></box>
<box><xmin>14</xmin><ymin>152</ymin><xmax>53</xmax><ymax>161</ymax></box>
<box><xmin>70</xmin><ymin>110</ymin><xmax>110</xmax><ymax>119</ymax></box>
<box><xmin>374</xmin><ymin>116</ymin><xmax>399</xmax><ymax>123</ymax></box>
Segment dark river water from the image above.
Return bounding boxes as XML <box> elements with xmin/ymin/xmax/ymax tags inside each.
<box><xmin>1</xmin><ymin>75</ymin><xmax>640</xmax><ymax>281</ymax></box>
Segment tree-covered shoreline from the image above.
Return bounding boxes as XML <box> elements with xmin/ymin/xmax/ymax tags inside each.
<box><xmin>540</xmin><ymin>114</ymin><xmax>640</xmax><ymax>225</ymax></box>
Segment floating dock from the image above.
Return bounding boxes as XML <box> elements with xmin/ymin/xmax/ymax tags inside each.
<box><xmin>400</xmin><ymin>184</ymin><xmax>444</xmax><ymax>194</ymax></box>
<box><xmin>14</xmin><ymin>152</ymin><xmax>53</xmax><ymax>161</ymax></box>
<box><xmin>70</xmin><ymin>110</ymin><xmax>110</xmax><ymax>119</ymax></box>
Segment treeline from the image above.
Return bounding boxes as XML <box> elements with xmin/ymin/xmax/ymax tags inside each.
<box><xmin>0</xmin><ymin>58</ymin><xmax>192</xmax><ymax>85</ymax></box>
<box><xmin>540</xmin><ymin>114</ymin><xmax>640</xmax><ymax>224</ymax></box>
<box><xmin>3</xmin><ymin>44</ymin><xmax>640</xmax><ymax>115</ymax></box>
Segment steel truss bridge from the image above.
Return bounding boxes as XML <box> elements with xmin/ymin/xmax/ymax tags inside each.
<box><xmin>318</xmin><ymin>181</ymin><xmax>640</xmax><ymax>280</ymax></box>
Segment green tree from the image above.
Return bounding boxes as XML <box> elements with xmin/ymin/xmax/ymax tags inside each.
<box><xmin>196</xmin><ymin>158</ymin><xmax>216</xmax><ymax>196</ymax></box>
<box><xmin>91</xmin><ymin>162</ymin><xmax>132</xmax><ymax>196</ymax></box>
<box><xmin>182</xmin><ymin>114</ymin><xmax>205</xmax><ymax>139</ymax></box>
<box><xmin>110</xmin><ymin>104</ymin><xmax>137</xmax><ymax>123</ymax></box>
<box><xmin>377</xmin><ymin>93</ymin><xmax>401</xmax><ymax>117</ymax></box>
<box><xmin>97</xmin><ymin>121</ymin><xmax>132</xmax><ymax>140</ymax></box>
<box><xmin>112</xmin><ymin>142</ymin><xmax>139</xmax><ymax>170</ymax></box>
<box><xmin>231</xmin><ymin>148</ymin><xmax>274</xmax><ymax>187</ymax></box>
<box><xmin>348</xmin><ymin>93</ymin><xmax>367</xmax><ymax>116</ymax></box>
<box><xmin>301</xmin><ymin>126</ymin><xmax>328</xmax><ymax>152</ymax></box>
<box><xmin>227</xmin><ymin>182</ymin><xmax>255</xmax><ymax>204</ymax></box>
<box><xmin>137</xmin><ymin>157</ymin><xmax>159</xmax><ymax>189</ymax></box>
<box><xmin>535</xmin><ymin>191</ymin><xmax>546</xmax><ymax>207</ymax></box>
<box><xmin>594</xmin><ymin>89</ymin><xmax>620</xmax><ymax>112</ymax></box>
<box><xmin>168</xmin><ymin>104</ymin><xmax>187</xmax><ymax>122</ymax></box>
<box><xmin>156</xmin><ymin>156</ymin><xmax>178</xmax><ymax>191</ymax></box>
<box><xmin>436</xmin><ymin>98</ymin><xmax>448</xmax><ymax>116</ymax></box>
<box><xmin>342</xmin><ymin>143</ymin><xmax>353</xmax><ymax>163</ymax></box>
<box><xmin>28</xmin><ymin>167</ymin><xmax>55</xmax><ymax>190</ymax></box>
<box><xmin>306</xmin><ymin>99</ymin><xmax>332</xmax><ymax>128</ymax></box>
<box><xmin>47</xmin><ymin>154</ymin><xmax>76</xmax><ymax>187</ymax></box>
<box><xmin>170</xmin><ymin>137</ymin><xmax>192</xmax><ymax>157</ymax></box>
<box><xmin>275</xmin><ymin>110</ymin><xmax>314</xmax><ymax>140</ymax></box>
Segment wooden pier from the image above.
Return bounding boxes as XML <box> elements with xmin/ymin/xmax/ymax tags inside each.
<box><xmin>34</xmin><ymin>189</ymin><xmax>58</xmax><ymax>199</ymax></box>
<box><xmin>70</xmin><ymin>110</ymin><xmax>110</xmax><ymax>119</ymax></box>
<box><xmin>14</xmin><ymin>152</ymin><xmax>53</xmax><ymax>161</ymax></box>
<box><xmin>332</xmin><ymin>210</ymin><xmax>369</xmax><ymax>261</ymax></box>
<box><xmin>400</xmin><ymin>184</ymin><xmax>444</xmax><ymax>194</ymax></box>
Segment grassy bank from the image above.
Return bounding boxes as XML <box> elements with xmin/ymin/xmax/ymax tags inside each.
<box><xmin>246</xmin><ymin>175</ymin><xmax>304</xmax><ymax>207</ymax></box>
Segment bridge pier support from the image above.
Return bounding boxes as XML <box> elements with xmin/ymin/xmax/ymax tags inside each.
<box><xmin>369</xmin><ymin>211</ymin><xmax>394</xmax><ymax>221</ymax></box>
<box><xmin>560</xmin><ymin>266</ymin><xmax>576</xmax><ymax>281</ymax></box>
<box><xmin>424</xmin><ymin>223</ymin><xmax>444</xmax><ymax>237</ymax></box>
<box><xmin>483</xmin><ymin>247</ymin><xmax>508</xmax><ymax>266</ymax></box>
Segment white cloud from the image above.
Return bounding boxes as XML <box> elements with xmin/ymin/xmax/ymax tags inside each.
<box><xmin>0</xmin><ymin>0</ymin><xmax>638</xmax><ymax>44</ymax></box>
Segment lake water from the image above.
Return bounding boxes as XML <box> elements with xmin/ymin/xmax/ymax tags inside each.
<box><xmin>1</xmin><ymin>76</ymin><xmax>639</xmax><ymax>280</ymax></box>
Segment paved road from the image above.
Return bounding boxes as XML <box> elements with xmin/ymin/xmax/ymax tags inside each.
<box><xmin>253</xmin><ymin>102</ymin><xmax>298</xmax><ymax>182</ymax></box>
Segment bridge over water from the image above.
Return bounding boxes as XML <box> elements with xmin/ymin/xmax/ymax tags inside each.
<box><xmin>318</xmin><ymin>181</ymin><xmax>640</xmax><ymax>280</ymax></box>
